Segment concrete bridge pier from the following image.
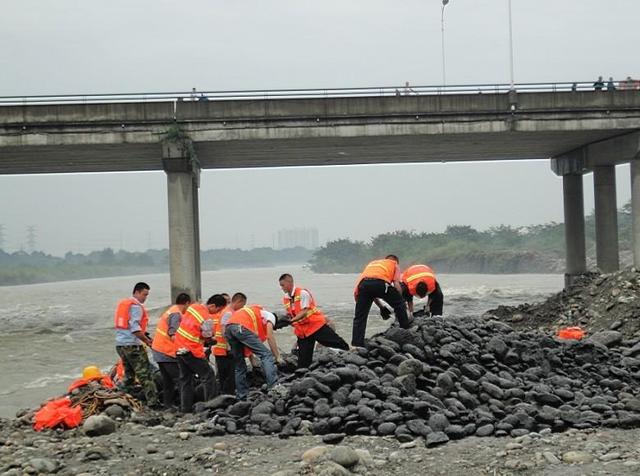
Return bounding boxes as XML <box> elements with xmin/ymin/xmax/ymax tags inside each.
<box><xmin>162</xmin><ymin>142</ymin><xmax>202</xmax><ymax>302</ymax></box>
<box><xmin>593</xmin><ymin>165</ymin><xmax>619</xmax><ymax>273</ymax></box>
<box><xmin>552</xmin><ymin>156</ymin><xmax>587</xmax><ymax>287</ymax></box>
<box><xmin>631</xmin><ymin>159</ymin><xmax>640</xmax><ymax>268</ymax></box>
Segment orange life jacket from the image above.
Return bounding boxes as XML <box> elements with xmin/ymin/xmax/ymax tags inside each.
<box><xmin>228</xmin><ymin>305</ymin><xmax>268</xmax><ymax>342</ymax></box>
<box><xmin>67</xmin><ymin>375</ymin><xmax>115</xmax><ymax>393</ymax></box>
<box><xmin>151</xmin><ymin>304</ymin><xmax>182</xmax><ymax>358</ymax></box>
<box><xmin>401</xmin><ymin>264</ymin><xmax>437</xmax><ymax>296</ymax></box>
<box><xmin>211</xmin><ymin>305</ymin><xmax>231</xmax><ymax>357</ymax></box>
<box><xmin>354</xmin><ymin>258</ymin><xmax>398</xmax><ymax>299</ymax></box>
<box><xmin>33</xmin><ymin>397</ymin><xmax>82</xmax><ymax>432</ymax></box>
<box><xmin>174</xmin><ymin>303</ymin><xmax>212</xmax><ymax>359</ymax></box>
<box><xmin>283</xmin><ymin>287</ymin><xmax>327</xmax><ymax>339</ymax></box>
<box><xmin>114</xmin><ymin>297</ymin><xmax>149</xmax><ymax>333</ymax></box>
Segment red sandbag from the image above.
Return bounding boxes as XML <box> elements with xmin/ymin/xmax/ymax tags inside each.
<box><xmin>33</xmin><ymin>397</ymin><xmax>82</xmax><ymax>431</ymax></box>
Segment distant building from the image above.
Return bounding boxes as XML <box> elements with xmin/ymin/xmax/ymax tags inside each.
<box><xmin>277</xmin><ymin>228</ymin><xmax>319</xmax><ymax>250</ymax></box>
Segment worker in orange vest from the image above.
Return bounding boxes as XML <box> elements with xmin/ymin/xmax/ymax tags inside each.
<box><xmin>114</xmin><ymin>282</ymin><xmax>158</xmax><ymax>407</ymax></box>
<box><xmin>174</xmin><ymin>298</ymin><xmax>222</xmax><ymax>412</ymax></box>
<box><xmin>151</xmin><ymin>292</ymin><xmax>191</xmax><ymax>408</ymax></box>
<box><xmin>278</xmin><ymin>273</ymin><xmax>350</xmax><ymax>369</ymax></box>
<box><xmin>224</xmin><ymin>293</ymin><xmax>281</xmax><ymax>400</ymax></box>
<box><xmin>400</xmin><ymin>264</ymin><xmax>444</xmax><ymax>316</ymax></box>
<box><xmin>352</xmin><ymin>255</ymin><xmax>410</xmax><ymax>347</ymax></box>
<box><xmin>210</xmin><ymin>293</ymin><xmax>236</xmax><ymax>395</ymax></box>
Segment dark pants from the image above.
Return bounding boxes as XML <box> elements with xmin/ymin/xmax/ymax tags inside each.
<box><xmin>352</xmin><ymin>278</ymin><xmax>409</xmax><ymax>346</ymax></box>
<box><xmin>177</xmin><ymin>352</ymin><xmax>217</xmax><ymax>413</ymax></box>
<box><xmin>158</xmin><ymin>361</ymin><xmax>180</xmax><ymax>408</ymax></box>
<box><xmin>116</xmin><ymin>345</ymin><xmax>158</xmax><ymax>406</ymax></box>
<box><xmin>428</xmin><ymin>282</ymin><xmax>444</xmax><ymax>316</ymax></box>
<box><xmin>298</xmin><ymin>324</ymin><xmax>350</xmax><ymax>369</ymax></box>
<box><xmin>215</xmin><ymin>355</ymin><xmax>236</xmax><ymax>395</ymax></box>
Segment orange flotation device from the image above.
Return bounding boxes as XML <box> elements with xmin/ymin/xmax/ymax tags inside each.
<box><xmin>33</xmin><ymin>397</ymin><xmax>82</xmax><ymax>431</ymax></box>
<box><xmin>557</xmin><ymin>326</ymin><xmax>585</xmax><ymax>340</ymax></box>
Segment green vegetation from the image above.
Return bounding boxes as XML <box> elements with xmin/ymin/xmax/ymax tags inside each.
<box><xmin>0</xmin><ymin>247</ymin><xmax>312</xmax><ymax>286</ymax></box>
<box><xmin>310</xmin><ymin>204</ymin><xmax>633</xmax><ymax>274</ymax></box>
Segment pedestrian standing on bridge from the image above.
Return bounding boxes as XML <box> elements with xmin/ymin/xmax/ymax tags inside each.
<box><xmin>593</xmin><ymin>76</ymin><xmax>605</xmax><ymax>91</ymax></box>
<box><xmin>607</xmin><ymin>77</ymin><xmax>617</xmax><ymax>91</ymax></box>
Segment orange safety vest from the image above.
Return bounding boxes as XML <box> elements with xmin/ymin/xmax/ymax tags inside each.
<box><xmin>211</xmin><ymin>306</ymin><xmax>231</xmax><ymax>357</ymax></box>
<box><xmin>151</xmin><ymin>304</ymin><xmax>182</xmax><ymax>358</ymax></box>
<box><xmin>228</xmin><ymin>305</ymin><xmax>268</xmax><ymax>342</ymax></box>
<box><xmin>114</xmin><ymin>297</ymin><xmax>149</xmax><ymax>333</ymax></box>
<box><xmin>401</xmin><ymin>264</ymin><xmax>437</xmax><ymax>296</ymax></box>
<box><xmin>283</xmin><ymin>287</ymin><xmax>327</xmax><ymax>339</ymax></box>
<box><xmin>354</xmin><ymin>258</ymin><xmax>398</xmax><ymax>299</ymax></box>
<box><xmin>174</xmin><ymin>303</ymin><xmax>211</xmax><ymax>359</ymax></box>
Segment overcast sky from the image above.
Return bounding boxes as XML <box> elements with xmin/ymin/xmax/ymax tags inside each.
<box><xmin>1</xmin><ymin>0</ymin><xmax>638</xmax><ymax>255</ymax></box>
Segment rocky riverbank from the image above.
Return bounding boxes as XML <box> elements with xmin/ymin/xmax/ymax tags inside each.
<box><xmin>484</xmin><ymin>267</ymin><xmax>640</xmax><ymax>339</ymax></box>
<box><xmin>4</xmin><ymin>296</ymin><xmax>640</xmax><ymax>475</ymax></box>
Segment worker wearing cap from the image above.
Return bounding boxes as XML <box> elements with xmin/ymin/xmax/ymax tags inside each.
<box><xmin>352</xmin><ymin>255</ymin><xmax>410</xmax><ymax>347</ymax></box>
<box><xmin>400</xmin><ymin>264</ymin><xmax>443</xmax><ymax>316</ymax></box>
<box><xmin>151</xmin><ymin>292</ymin><xmax>191</xmax><ymax>408</ymax></box>
<box><xmin>114</xmin><ymin>282</ymin><xmax>158</xmax><ymax>407</ymax></box>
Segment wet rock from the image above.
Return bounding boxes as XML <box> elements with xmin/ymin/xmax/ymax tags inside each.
<box><xmin>322</xmin><ymin>433</ymin><xmax>346</xmax><ymax>445</ymax></box>
<box><xmin>28</xmin><ymin>458</ymin><xmax>58</xmax><ymax>474</ymax></box>
<box><xmin>328</xmin><ymin>445</ymin><xmax>360</xmax><ymax>468</ymax></box>
<box><xmin>589</xmin><ymin>331</ymin><xmax>623</xmax><ymax>347</ymax></box>
<box><xmin>229</xmin><ymin>401</ymin><xmax>252</xmax><ymax>417</ymax></box>
<box><xmin>397</xmin><ymin>359</ymin><xmax>423</xmax><ymax>377</ymax></box>
<box><xmin>562</xmin><ymin>450</ymin><xmax>595</xmax><ymax>463</ymax></box>
<box><xmin>302</xmin><ymin>446</ymin><xmax>328</xmax><ymax>463</ymax></box>
<box><xmin>104</xmin><ymin>404</ymin><xmax>125</xmax><ymax>419</ymax></box>
<box><xmin>425</xmin><ymin>431</ymin><xmax>449</xmax><ymax>447</ymax></box>
<box><xmin>83</xmin><ymin>415</ymin><xmax>116</xmax><ymax>437</ymax></box>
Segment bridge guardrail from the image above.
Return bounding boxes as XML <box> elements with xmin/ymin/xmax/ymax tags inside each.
<box><xmin>0</xmin><ymin>81</ymin><xmax>636</xmax><ymax>106</ymax></box>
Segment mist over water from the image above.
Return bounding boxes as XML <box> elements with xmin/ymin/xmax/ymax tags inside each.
<box><xmin>0</xmin><ymin>266</ymin><xmax>563</xmax><ymax>417</ymax></box>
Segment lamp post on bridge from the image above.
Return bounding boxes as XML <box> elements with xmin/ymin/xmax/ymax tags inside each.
<box><xmin>508</xmin><ymin>0</ymin><xmax>515</xmax><ymax>90</ymax></box>
<box><xmin>441</xmin><ymin>0</ymin><xmax>449</xmax><ymax>87</ymax></box>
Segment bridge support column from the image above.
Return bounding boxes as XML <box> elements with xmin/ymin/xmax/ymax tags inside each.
<box><xmin>162</xmin><ymin>142</ymin><xmax>201</xmax><ymax>302</ymax></box>
<box><xmin>552</xmin><ymin>156</ymin><xmax>587</xmax><ymax>287</ymax></box>
<box><xmin>632</xmin><ymin>160</ymin><xmax>640</xmax><ymax>268</ymax></box>
<box><xmin>593</xmin><ymin>165</ymin><xmax>619</xmax><ymax>273</ymax></box>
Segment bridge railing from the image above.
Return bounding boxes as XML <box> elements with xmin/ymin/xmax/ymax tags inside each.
<box><xmin>0</xmin><ymin>81</ymin><xmax>630</xmax><ymax>106</ymax></box>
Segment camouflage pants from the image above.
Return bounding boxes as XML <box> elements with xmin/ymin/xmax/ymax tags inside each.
<box><xmin>115</xmin><ymin>345</ymin><xmax>158</xmax><ymax>406</ymax></box>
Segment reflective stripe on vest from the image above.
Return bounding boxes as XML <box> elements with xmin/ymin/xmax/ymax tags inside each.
<box><xmin>283</xmin><ymin>287</ymin><xmax>327</xmax><ymax>339</ymax></box>
<box><xmin>401</xmin><ymin>264</ymin><xmax>437</xmax><ymax>295</ymax></box>
<box><xmin>212</xmin><ymin>306</ymin><xmax>230</xmax><ymax>356</ymax></box>
<box><xmin>151</xmin><ymin>304</ymin><xmax>181</xmax><ymax>357</ymax></box>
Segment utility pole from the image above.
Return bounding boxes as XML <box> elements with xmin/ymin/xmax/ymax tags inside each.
<box><xmin>26</xmin><ymin>225</ymin><xmax>36</xmax><ymax>253</ymax></box>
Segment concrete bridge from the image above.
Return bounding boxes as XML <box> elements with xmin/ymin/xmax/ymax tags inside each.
<box><xmin>1</xmin><ymin>84</ymin><xmax>640</xmax><ymax>298</ymax></box>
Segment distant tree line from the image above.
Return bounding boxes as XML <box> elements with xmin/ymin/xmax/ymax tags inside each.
<box><xmin>310</xmin><ymin>203</ymin><xmax>633</xmax><ymax>274</ymax></box>
<box><xmin>0</xmin><ymin>246</ymin><xmax>313</xmax><ymax>286</ymax></box>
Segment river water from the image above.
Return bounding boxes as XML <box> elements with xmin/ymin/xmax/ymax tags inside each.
<box><xmin>0</xmin><ymin>266</ymin><xmax>564</xmax><ymax>417</ymax></box>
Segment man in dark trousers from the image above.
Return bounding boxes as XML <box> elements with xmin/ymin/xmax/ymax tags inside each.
<box><xmin>352</xmin><ymin>255</ymin><xmax>410</xmax><ymax>347</ymax></box>
<box><xmin>278</xmin><ymin>273</ymin><xmax>350</xmax><ymax>369</ymax></box>
<box><xmin>151</xmin><ymin>292</ymin><xmax>191</xmax><ymax>408</ymax></box>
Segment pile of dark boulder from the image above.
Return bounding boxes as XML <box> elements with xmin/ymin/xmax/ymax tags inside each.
<box><xmin>485</xmin><ymin>267</ymin><xmax>640</xmax><ymax>339</ymax></box>
<box><xmin>181</xmin><ymin>314</ymin><xmax>640</xmax><ymax>447</ymax></box>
